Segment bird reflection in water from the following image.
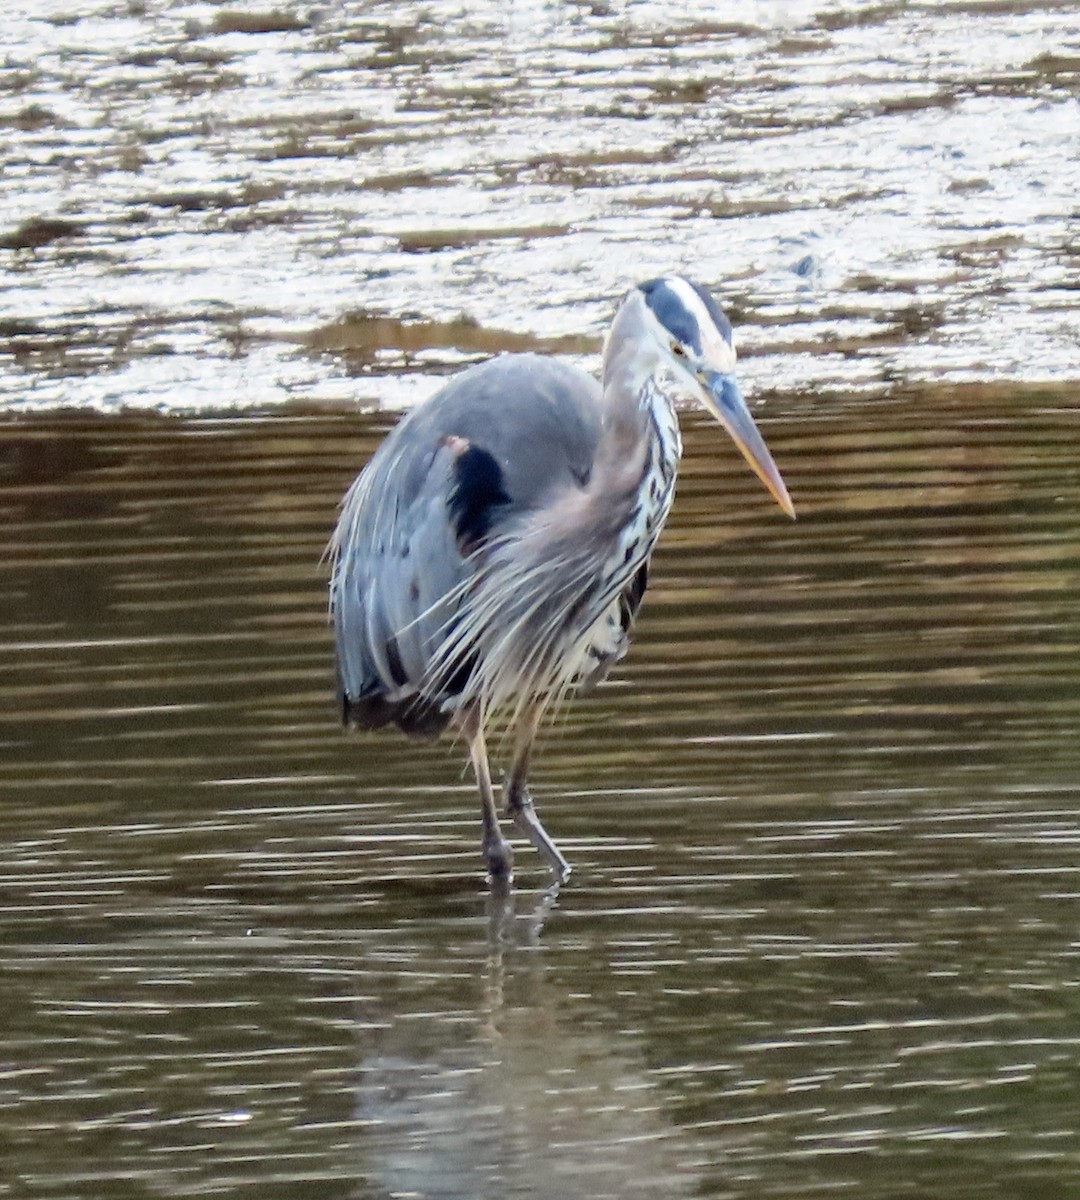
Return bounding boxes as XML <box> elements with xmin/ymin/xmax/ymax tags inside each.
<box><xmin>351</xmin><ymin>878</ymin><xmax>700</xmax><ymax>1199</ymax></box>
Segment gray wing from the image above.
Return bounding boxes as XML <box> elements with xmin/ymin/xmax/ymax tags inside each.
<box><xmin>329</xmin><ymin>353</ymin><xmax>602</xmax><ymax>735</ymax></box>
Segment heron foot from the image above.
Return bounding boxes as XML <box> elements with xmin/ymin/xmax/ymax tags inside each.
<box><xmin>505</xmin><ymin>786</ymin><xmax>571</xmax><ymax>881</ymax></box>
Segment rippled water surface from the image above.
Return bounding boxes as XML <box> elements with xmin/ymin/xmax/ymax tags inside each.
<box><xmin>2</xmin><ymin>1</ymin><xmax>1080</xmax><ymax>1197</ymax></box>
<box><xmin>2</xmin><ymin>390</ymin><xmax>1079</xmax><ymax>1198</ymax></box>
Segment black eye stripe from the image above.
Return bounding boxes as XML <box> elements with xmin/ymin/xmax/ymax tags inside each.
<box><xmin>639</xmin><ymin>277</ymin><xmax>733</xmax><ymax>353</ymax></box>
<box><xmin>640</xmin><ymin>279</ymin><xmax>701</xmax><ymax>354</ymax></box>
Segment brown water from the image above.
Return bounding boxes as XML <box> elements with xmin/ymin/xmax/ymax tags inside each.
<box><xmin>2</xmin><ymin>391</ymin><xmax>1079</xmax><ymax>1198</ymax></box>
<box><xmin>2</xmin><ymin>0</ymin><xmax>1080</xmax><ymax>1196</ymax></box>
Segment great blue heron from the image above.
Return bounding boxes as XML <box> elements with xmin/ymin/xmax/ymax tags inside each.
<box><xmin>329</xmin><ymin>277</ymin><xmax>794</xmax><ymax>884</ymax></box>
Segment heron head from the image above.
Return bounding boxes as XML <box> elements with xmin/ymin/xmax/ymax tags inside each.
<box><xmin>637</xmin><ymin>276</ymin><xmax>795</xmax><ymax>519</ymax></box>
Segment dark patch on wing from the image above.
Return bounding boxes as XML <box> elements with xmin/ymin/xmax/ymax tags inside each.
<box><xmin>447</xmin><ymin>442</ymin><xmax>511</xmax><ymax>554</ymax></box>
<box><xmin>384</xmin><ymin>635</ymin><xmax>409</xmax><ymax>688</ymax></box>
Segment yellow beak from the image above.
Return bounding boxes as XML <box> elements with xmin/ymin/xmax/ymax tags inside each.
<box><xmin>700</xmin><ymin>371</ymin><xmax>795</xmax><ymax>519</ymax></box>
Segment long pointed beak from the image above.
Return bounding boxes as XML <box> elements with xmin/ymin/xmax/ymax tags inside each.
<box><xmin>699</xmin><ymin>370</ymin><xmax>795</xmax><ymax>519</ymax></box>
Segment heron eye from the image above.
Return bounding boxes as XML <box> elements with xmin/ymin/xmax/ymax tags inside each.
<box><xmin>671</xmin><ymin>342</ymin><xmax>686</xmax><ymax>358</ymax></box>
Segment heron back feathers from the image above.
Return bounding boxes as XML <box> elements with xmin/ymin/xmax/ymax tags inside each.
<box><xmin>329</xmin><ymin>353</ymin><xmax>610</xmax><ymax>734</ymax></box>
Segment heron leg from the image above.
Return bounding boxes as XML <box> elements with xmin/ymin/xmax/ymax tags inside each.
<box><xmin>504</xmin><ymin>707</ymin><xmax>570</xmax><ymax>880</ymax></box>
<box><xmin>462</xmin><ymin>705</ymin><xmax>514</xmax><ymax>882</ymax></box>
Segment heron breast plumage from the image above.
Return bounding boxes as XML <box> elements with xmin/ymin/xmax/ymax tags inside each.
<box><xmin>573</xmin><ymin>376</ymin><xmax>681</xmax><ymax>682</ymax></box>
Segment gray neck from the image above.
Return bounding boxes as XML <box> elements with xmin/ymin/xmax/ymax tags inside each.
<box><xmin>600</xmin><ymin>292</ymin><xmax>663</xmax><ymax>443</ymax></box>
<box><xmin>591</xmin><ymin>292</ymin><xmax>682</xmax><ymax>508</ymax></box>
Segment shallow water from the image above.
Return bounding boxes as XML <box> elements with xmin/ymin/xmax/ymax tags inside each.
<box><xmin>2</xmin><ymin>391</ymin><xmax>1079</xmax><ymax>1197</ymax></box>
<box><xmin>2</xmin><ymin>0</ymin><xmax>1080</xmax><ymax>1196</ymax></box>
